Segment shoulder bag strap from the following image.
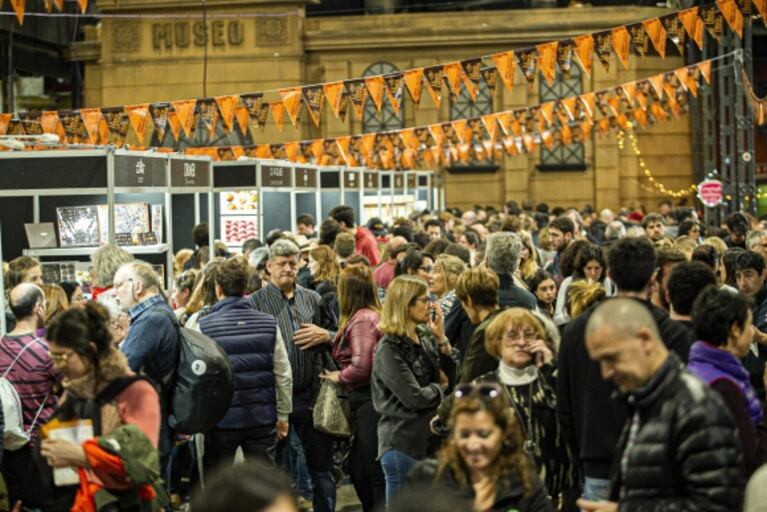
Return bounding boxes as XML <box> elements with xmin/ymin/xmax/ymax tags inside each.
<box><xmin>2</xmin><ymin>337</ymin><xmax>38</xmax><ymax>379</ymax></box>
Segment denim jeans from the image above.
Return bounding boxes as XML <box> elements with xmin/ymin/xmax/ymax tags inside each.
<box><xmin>283</xmin><ymin>428</ymin><xmax>313</xmax><ymax>499</ymax></box>
<box><xmin>348</xmin><ymin>388</ymin><xmax>386</xmax><ymax>512</ymax></box>
<box><xmin>380</xmin><ymin>449</ymin><xmax>418</xmax><ymax>506</ymax></box>
<box><xmin>582</xmin><ymin>476</ymin><xmax>612</xmax><ymax>501</ymax></box>
<box><xmin>288</xmin><ymin>390</ymin><xmax>337</xmax><ymax>512</ymax></box>
<box><xmin>203</xmin><ymin>425</ymin><xmax>277</xmax><ymax>473</ymax></box>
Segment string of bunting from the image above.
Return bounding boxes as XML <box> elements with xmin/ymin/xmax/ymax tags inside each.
<box><xmin>178</xmin><ymin>59</ymin><xmax>714</xmax><ymax>169</ymax></box>
<box><xmin>6</xmin><ymin>0</ymin><xmax>89</xmax><ymax>25</ymax></box>
<box><xmin>0</xmin><ymin>0</ymin><xmax>761</xmax><ymax>142</ymax></box>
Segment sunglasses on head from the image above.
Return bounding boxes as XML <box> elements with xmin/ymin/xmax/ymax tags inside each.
<box><xmin>453</xmin><ymin>382</ymin><xmax>503</xmax><ymax>400</ymax></box>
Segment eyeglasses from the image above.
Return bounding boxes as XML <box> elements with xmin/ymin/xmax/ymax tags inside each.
<box><xmin>48</xmin><ymin>350</ymin><xmax>75</xmax><ymax>365</ymax></box>
<box><xmin>453</xmin><ymin>382</ymin><xmax>503</xmax><ymax>400</ymax></box>
<box><xmin>504</xmin><ymin>330</ymin><xmax>538</xmax><ymax>343</ymax></box>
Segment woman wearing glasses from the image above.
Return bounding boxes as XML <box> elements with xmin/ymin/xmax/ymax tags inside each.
<box><xmin>372</xmin><ymin>275</ymin><xmax>455</xmax><ymax>505</ymax></box>
<box><xmin>435</xmin><ymin>308</ymin><xmax>577</xmax><ymax>509</ymax></box>
<box><xmin>410</xmin><ymin>383</ymin><xmax>553</xmax><ymax>511</ymax></box>
<box><xmin>395</xmin><ymin>248</ymin><xmax>435</xmax><ymax>283</ymax></box>
<box><xmin>38</xmin><ymin>302</ymin><xmax>165</xmax><ymax>510</ymax></box>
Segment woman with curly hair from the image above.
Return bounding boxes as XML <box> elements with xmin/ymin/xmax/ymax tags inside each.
<box><xmin>409</xmin><ymin>382</ymin><xmax>552</xmax><ymax>511</ymax></box>
<box><xmin>553</xmin><ymin>244</ymin><xmax>613</xmax><ymax>326</ymax></box>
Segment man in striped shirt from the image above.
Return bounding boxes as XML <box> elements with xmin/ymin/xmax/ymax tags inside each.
<box><xmin>248</xmin><ymin>239</ymin><xmax>338</xmax><ymax>512</ymax></box>
<box><xmin>0</xmin><ymin>283</ymin><xmax>60</xmax><ymax>508</ymax></box>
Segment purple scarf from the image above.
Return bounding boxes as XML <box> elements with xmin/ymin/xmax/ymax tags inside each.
<box><xmin>687</xmin><ymin>341</ymin><xmax>763</xmax><ymax>425</ymax></box>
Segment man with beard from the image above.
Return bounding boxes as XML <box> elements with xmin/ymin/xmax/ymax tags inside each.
<box><xmin>651</xmin><ymin>249</ymin><xmax>687</xmax><ymax>313</ymax></box>
<box><xmin>545</xmin><ymin>216</ymin><xmax>575</xmax><ymax>284</ymax></box>
<box><xmin>641</xmin><ymin>213</ymin><xmax>666</xmax><ymax>243</ymax></box>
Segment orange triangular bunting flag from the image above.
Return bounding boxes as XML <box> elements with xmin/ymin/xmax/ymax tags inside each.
<box><xmin>80</xmin><ymin>107</ymin><xmax>103</xmax><ymax>144</ymax></box>
<box><xmin>679</xmin><ymin>7</ymin><xmax>703</xmax><ymax>50</ymax></box>
<box><xmin>126</xmin><ymin>104</ymin><xmax>149</xmax><ymax>142</ymax></box>
<box><xmin>336</xmin><ymin>137</ymin><xmax>357</xmax><ymax>167</ymax></box>
<box><xmin>516</xmin><ymin>48</ymin><xmax>538</xmax><ymax>84</ymax></box>
<box><xmin>754</xmin><ymin>0</ymin><xmax>766</xmax><ymax>23</ymax></box>
<box><xmin>235</xmin><ymin>106</ymin><xmax>249</xmax><ymax>136</ymax></box>
<box><xmin>323</xmin><ymin>81</ymin><xmax>345</xmax><ymax>120</ymax></box>
<box><xmin>40</xmin><ymin>111</ymin><xmax>65</xmax><ymax>142</ymax></box>
<box><xmin>678</xmin><ymin>68</ymin><xmax>698</xmax><ymax>97</ymax></box>
<box><xmin>171</xmin><ymin>99</ymin><xmax>198</xmax><ymax>138</ymax></box>
<box><xmin>365</xmin><ymin>75</ymin><xmax>386</xmax><ymax>113</ymax></box>
<box><xmin>214</xmin><ymin>95</ymin><xmax>239</xmax><ymax>132</ymax></box>
<box><xmin>403</xmin><ymin>68</ymin><xmax>424</xmax><ymax>107</ymax></box>
<box><xmin>77</xmin><ymin>0</ymin><xmax>87</xmax><ymax>13</ymax></box>
<box><xmin>196</xmin><ymin>98</ymin><xmax>219</xmax><ymax>139</ymax></box>
<box><xmin>148</xmin><ymin>103</ymin><xmax>170</xmax><ymax>142</ymax></box>
<box><xmin>573</xmin><ymin>35</ymin><xmax>594</xmax><ymax>78</ymax></box>
<box><xmin>452</xmin><ymin>119</ymin><xmax>468</xmax><ymax>144</ymax></box>
<box><xmin>491</xmin><ymin>51</ymin><xmax>516</xmax><ymax>92</ymax></box>
<box><xmin>270</xmin><ymin>101</ymin><xmax>286</xmax><ymax>133</ymax></box>
<box><xmin>460</xmin><ymin>59</ymin><xmax>482</xmax><ymax>101</ymax></box>
<box><xmin>617</xmin><ymin>82</ymin><xmax>637</xmax><ymax>107</ymax></box>
<box><xmin>649</xmin><ymin>74</ymin><xmax>666</xmax><ymax>99</ymax></box>
<box><xmin>43</xmin><ymin>0</ymin><xmax>52</xmax><ymax>13</ymax></box>
<box><xmin>540</xmin><ymin>102</ymin><xmax>556</xmax><ymax>127</ymax></box>
<box><xmin>423</xmin><ymin>65</ymin><xmax>444</xmax><ymax>108</ymax></box>
<box><xmin>167</xmin><ymin>111</ymin><xmax>181</xmax><ymax>141</ymax></box>
<box><xmin>643</xmin><ymin>18</ymin><xmax>667</xmax><ymax>58</ymax></box>
<box><xmin>593</xmin><ymin>30</ymin><xmax>612</xmax><ymax>72</ymax></box>
<box><xmin>611</xmin><ymin>26</ymin><xmax>631</xmax><ymax>69</ymax></box>
<box><xmin>536</xmin><ymin>42</ymin><xmax>558</xmax><ymax>86</ymax></box>
<box><xmin>278</xmin><ymin>88</ymin><xmax>302</xmax><ymax>128</ymax></box>
<box><xmin>481</xmin><ymin>114</ymin><xmax>499</xmax><ymax>141</ymax></box>
<box><xmin>302</xmin><ymin>85</ymin><xmax>324</xmax><ymax>128</ymax></box>
<box><xmin>496</xmin><ymin>112</ymin><xmax>512</xmax><ymax>136</ymax></box>
<box><xmin>384</xmin><ymin>72</ymin><xmax>404</xmax><ymax>114</ymax></box>
<box><xmin>560</xmin><ymin>97</ymin><xmax>578</xmax><ymax>120</ymax></box>
<box><xmin>429</xmin><ymin>124</ymin><xmax>445</xmax><ymax>147</ymax></box>
<box><xmin>53</xmin><ymin>0</ymin><xmax>63</xmax><ymax>10</ymax></box>
<box><xmin>443</xmin><ymin>62</ymin><xmax>463</xmax><ymax>99</ymax></box>
<box><xmin>699</xmin><ymin>4</ymin><xmax>724</xmax><ymax>42</ymax></box>
<box><xmin>284</xmin><ymin>142</ymin><xmax>300</xmax><ymax>163</ymax></box>
<box><xmin>699</xmin><ymin>60</ymin><xmax>712</xmax><ymax>84</ymax></box>
<box><xmin>716</xmin><ymin>0</ymin><xmax>744</xmax><ymax>38</ymax></box>
<box><xmin>10</xmin><ymin>0</ymin><xmax>25</xmax><ymax>24</ymax></box>
<box><xmin>344</xmin><ymin>79</ymin><xmax>367</xmax><ymax>121</ymax></box>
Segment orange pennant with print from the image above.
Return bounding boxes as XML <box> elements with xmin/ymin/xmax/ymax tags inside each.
<box><xmin>10</xmin><ymin>0</ymin><xmax>25</xmax><ymax>24</ymax></box>
<box><xmin>403</xmin><ymin>68</ymin><xmax>424</xmax><ymax>107</ymax></box>
<box><xmin>679</xmin><ymin>7</ymin><xmax>703</xmax><ymax>50</ymax></box>
<box><xmin>278</xmin><ymin>88</ymin><xmax>302</xmax><ymax>128</ymax></box>
<box><xmin>481</xmin><ymin>114</ymin><xmax>499</xmax><ymax>142</ymax></box>
<box><xmin>126</xmin><ymin>104</ymin><xmax>149</xmax><ymax>142</ymax></box>
<box><xmin>428</xmin><ymin>124</ymin><xmax>445</xmax><ymax>147</ymax></box>
<box><xmin>561</xmin><ymin>125</ymin><xmax>573</xmax><ymax>145</ymax></box>
<box><xmin>540</xmin><ymin>102</ymin><xmax>556</xmax><ymax>127</ymax></box>
<box><xmin>167</xmin><ymin>111</ymin><xmax>181</xmax><ymax>141</ymax></box>
<box><xmin>452</xmin><ymin>119</ymin><xmax>468</xmax><ymax>145</ymax></box>
<box><xmin>495</xmin><ymin>112</ymin><xmax>512</xmax><ymax>136</ymax></box>
<box><xmin>443</xmin><ymin>62</ymin><xmax>464</xmax><ymax>99</ymax></box>
<box><xmin>754</xmin><ymin>0</ymin><xmax>766</xmax><ymax>23</ymax></box>
<box><xmin>649</xmin><ymin>74</ymin><xmax>666</xmax><ymax>99</ymax></box>
<box><xmin>643</xmin><ymin>18</ymin><xmax>667</xmax><ymax>58</ymax></box>
<box><xmin>384</xmin><ymin>72</ymin><xmax>404</xmax><ymax>114</ymax></box>
<box><xmin>716</xmin><ymin>0</ymin><xmax>744</xmax><ymax>38</ymax></box>
<box><xmin>678</xmin><ymin>68</ymin><xmax>698</xmax><ymax>97</ymax></box>
<box><xmin>560</xmin><ymin>97</ymin><xmax>578</xmax><ymax>120</ymax></box>
<box><xmin>80</xmin><ymin>107</ymin><xmax>103</xmax><ymax>144</ymax></box>
<box><xmin>573</xmin><ymin>35</ymin><xmax>594</xmax><ymax>78</ymax></box>
<box><xmin>536</xmin><ymin>42</ymin><xmax>558</xmax><ymax>86</ymax></box>
<box><xmin>270</xmin><ymin>102</ymin><xmax>286</xmax><ymax>133</ymax></box>
<box><xmin>578</xmin><ymin>92</ymin><xmax>596</xmax><ymax>121</ymax></box>
<box><xmin>336</xmin><ymin>137</ymin><xmax>357</xmax><ymax>167</ymax></box>
<box><xmin>617</xmin><ymin>82</ymin><xmax>637</xmax><ymax>107</ymax></box>
<box><xmin>344</xmin><ymin>79</ymin><xmax>367</xmax><ymax>120</ymax></box>
<box><xmin>171</xmin><ymin>99</ymin><xmax>197</xmax><ymax>138</ymax></box>
<box><xmin>516</xmin><ymin>48</ymin><xmax>538</xmax><ymax>84</ymax></box>
<box><xmin>423</xmin><ymin>65</ymin><xmax>444</xmax><ymax>108</ymax></box>
<box><xmin>699</xmin><ymin>4</ymin><xmax>724</xmax><ymax>42</ymax></box>
<box><xmin>698</xmin><ymin>60</ymin><xmax>712</xmax><ymax>84</ymax></box>
<box><xmin>541</xmin><ymin>131</ymin><xmax>554</xmax><ymax>150</ymax></box>
<box><xmin>611</xmin><ymin>26</ymin><xmax>631</xmax><ymax>69</ymax></box>
<box><xmin>323</xmin><ymin>81</ymin><xmax>345</xmax><ymax>120</ymax></box>
<box><xmin>365</xmin><ymin>75</ymin><xmax>386</xmax><ymax>113</ymax></box>
<box><xmin>491</xmin><ymin>51</ymin><xmax>516</xmax><ymax>92</ymax></box>
<box><xmin>196</xmin><ymin>98</ymin><xmax>219</xmax><ymax>139</ymax></box>
<box><xmin>302</xmin><ymin>85</ymin><xmax>324</xmax><ymax>128</ymax></box>
<box><xmin>400</xmin><ymin>128</ymin><xmax>418</xmax><ymax>151</ymax></box>
<box><xmin>235</xmin><ymin>106</ymin><xmax>249</xmax><ymax>136</ymax></box>
<box><xmin>284</xmin><ymin>142</ymin><xmax>300</xmax><ymax>163</ymax></box>
<box><xmin>461</xmin><ymin>59</ymin><xmax>482</xmax><ymax>101</ymax></box>
<box><xmin>254</xmin><ymin>144</ymin><xmax>272</xmax><ymax>160</ymax></box>
<box><xmin>77</xmin><ymin>0</ymin><xmax>87</xmax><ymax>13</ymax></box>
<box><xmin>40</xmin><ymin>111</ymin><xmax>66</xmax><ymax>142</ymax></box>
<box><xmin>214</xmin><ymin>95</ymin><xmax>239</xmax><ymax>133</ymax></box>
<box><xmin>633</xmin><ymin>107</ymin><xmax>649</xmax><ymax>128</ymax></box>
<box><xmin>53</xmin><ymin>0</ymin><xmax>63</xmax><ymax>10</ymax></box>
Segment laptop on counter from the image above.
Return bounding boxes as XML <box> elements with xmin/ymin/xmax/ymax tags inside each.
<box><xmin>25</xmin><ymin>223</ymin><xmax>58</xmax><ymax>249</ymax></box>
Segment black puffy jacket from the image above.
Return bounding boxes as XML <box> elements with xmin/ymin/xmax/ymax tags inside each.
<box><xmin>611</xmin><ymin>354</ymin><xmax>745</xmax><ymax>511</ymax></box>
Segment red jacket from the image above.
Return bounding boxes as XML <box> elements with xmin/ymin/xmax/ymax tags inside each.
<box><xmin>332</xmin><ymin>309</ymin><xmax>382</xmax><ymax>390</ymax></box>
<box><xmin>355</xmin><ymin>227</ymin><xmax>381</xmax><ymax>267</ymax></box>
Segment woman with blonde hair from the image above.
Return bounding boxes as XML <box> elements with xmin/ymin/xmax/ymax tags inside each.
<box><xmin>566</xmin><ymin>280</ymin><xmax>606</xmax><ymax>320</ymax></box>
<box><xmin>171</xmin><ymin>269</ymin><xmax>201</xmax><ymax>323</ymax></box>
<box><xmin>410</xmin><ymin>384</ymin><xmax>552</xmax><ymax>511</ymax></box>
<box><xmin>173</xmin><ymin>249</ymin><xmax>193</xmax><ymax>276</ymax></box>
<box><xmin>322</xmin><ymin>266</ymin><xmax>384</xmax><ymax>511</ymax></box>
<box><xmin>184</xmin><ymin>258</ymin><xmax>225</xmax><ymax>330</ymax></box>
<box><xmin>372</xmin><ymin>275</ymin><xmax>455</xmax><ymax>505</ymax></box>
<box><xmin>429</xmin><ymin>254</ymin><xmax>466</xmax><ymax>316</ymax></box>
<box><xmin>433</xmin><ymin>308</ymin><xmax>575</xmax><ymax>509</ymax></box>
<box><xmin>42</xmin><ymin>284</ymin><xmax>69</xmax><ymax>327</ymax></box>
<box><xmin>516</xmin><ymin>232</ymin><xmax>540</xmax><ymax>284</ymax></box>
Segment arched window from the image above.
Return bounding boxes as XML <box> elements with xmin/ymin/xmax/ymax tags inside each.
<box><xmin>450</xmin><ymin>80</ymin><xmax>493</xmax><ymax>121</ymax></box>
<box><xmin>362</xmin><ymin>62</ymin><xmax>405</xmax><ymax>133</ymax></box>
<box><xmin>538</xmin><ymin>65</ymin><xmax>586</xmax><ymax>170</ymax></box>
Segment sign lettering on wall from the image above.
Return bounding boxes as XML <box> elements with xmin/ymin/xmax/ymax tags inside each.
<box><xmin>260</xmin><ymin>165</ymin><xmax>291</xmax><ymax>188</ymax></box>
<box><xmin>343</xmin><ymin>171</ymin><xmax>360</xmax><ymax>189</ymax></box>
<box><xmin>364</xmin><ymin>172</ymin><xmax>378</xmax><ymax>190</ymax></box>
<box><xmin>152</xmin><ymin>21</ymin><xmax>245</xmax><ymax>51</ymax></box>
<box><xmin>295</xmin><ymin>167</ymin><xmax>318</xmax><ymax>188</ymax></box>
<box><xmin>171</xmin><ymin>159</ymin><xmax>211</xmax><ymax>187</ymax></box>
<box><xmin>115</xmin><ymin>155</ymin><xmax>167</xmax><ymax>187</ymax></box>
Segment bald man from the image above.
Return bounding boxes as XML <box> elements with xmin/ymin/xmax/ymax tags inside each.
<box><xmin>577</xmin><ymin>299</ymin><xmax>744</xmax><ymax>512</ymax></box>
<box><xmin>1</xmin><ymin>283</ymin><xmax>59</xmax><ymax>507</ymax></box>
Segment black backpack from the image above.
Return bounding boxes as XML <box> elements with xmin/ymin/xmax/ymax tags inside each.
<box><xmin>157</xmin><ymin>310</ymin><xmax>235</xmax><ymax>434</ymax></box>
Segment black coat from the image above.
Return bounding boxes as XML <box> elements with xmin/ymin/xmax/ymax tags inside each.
<box><xmin>611</xmin><ymin>354</ymin><xmax>745</xmax><ymax>510</ymax></box>
<box><xmin>556</xmin><ymin>297</ymin><xmax>692</xmax><ymax>479</ymax></box>
<box><xmin>407</xmin><ymin>458</ymin><xmax>554</xmax><ymax>512</ymax></box>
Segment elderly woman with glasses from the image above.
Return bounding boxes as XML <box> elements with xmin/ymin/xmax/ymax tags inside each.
<box><xmin>372</xmin><ymin>275</ymin><xmax>456</xmax><ymax>505</ymax></box>
<box><xmin>410</xmin><ymin>383</ymin><xmax>553</xmax><ymax>512</ymax></box>
<box><xmin>434</xmin><ymin>308</ymin><xmax>578</xmax><ymax>509</ymax></box>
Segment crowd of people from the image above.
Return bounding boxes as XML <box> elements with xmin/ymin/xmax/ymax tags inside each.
<box><xmin>3</xmin><ymin>199</ymin><xmax>767</xmax><ymax>511</ymax></box>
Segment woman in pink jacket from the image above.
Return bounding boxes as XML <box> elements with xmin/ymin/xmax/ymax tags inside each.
<box><xmin>322</xmin><ymin>266</ymin><xmax>385</xmax><ymax>512</ymax></box>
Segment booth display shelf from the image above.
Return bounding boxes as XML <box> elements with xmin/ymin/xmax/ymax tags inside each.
<box><xmin>23</xmin><ymin>243</ymin><xmax>170</xmax><ymax>258</ymax></box>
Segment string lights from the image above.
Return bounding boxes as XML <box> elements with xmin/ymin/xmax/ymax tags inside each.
<box><xmin>617</xmin><ymin>122</ymin><xmax>696</xmax><ymax>200</ymax></box>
